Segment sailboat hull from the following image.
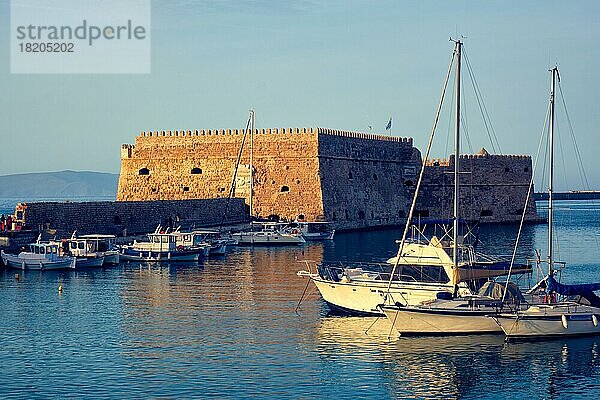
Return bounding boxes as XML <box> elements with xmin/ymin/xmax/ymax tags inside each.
<box><xmin>310</xmin><ymin>275</ymin><xmax>455</xmax><ymax>316</ymax></box>
<box><xmin>494</xmin><ymin>305</ymin><xmax>600</xmax><ymax>339</ymax></box>
<box><xmin>380</xmin><ymin>304</ymin><xmax>503</xmax><ymax>335</ymax></box>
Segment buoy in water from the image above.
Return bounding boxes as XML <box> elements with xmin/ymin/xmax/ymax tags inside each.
<box><xmin>561</xmin><ymin>314</ymin><xmax>568</xmax><ymax>329</ymax></box>
<box><xmin>58</xmin><ymin>284</ymin><xmax>63</xmax><ymax>293</ymax></box>
<box><xmin>14</xmin><ymin>273</ymin><xmax>19</xmax><ymax>281</ymax></box>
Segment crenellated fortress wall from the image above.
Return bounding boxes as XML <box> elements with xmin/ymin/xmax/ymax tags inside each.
<box><xmin>117</xmin><ymin>128</ymin><xmax>540</xmax><ymax>230</ymax></box>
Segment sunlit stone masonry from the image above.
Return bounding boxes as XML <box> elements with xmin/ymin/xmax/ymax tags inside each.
<box><xmin>117</xmin><ymin>127</ymin><xmax>540</xmax><ymax>230</ymax></box>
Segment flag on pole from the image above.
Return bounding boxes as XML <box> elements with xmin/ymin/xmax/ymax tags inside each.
<box><xmin>385</xmin><ymin>118</ymin><xmax>392</xmax><ymax>131</ymax></box>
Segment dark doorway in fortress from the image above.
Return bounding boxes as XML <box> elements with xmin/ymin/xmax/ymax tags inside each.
<box><xmin>280</xmin><ymin>186</ymin><xmax>290</xmax><ymax>193</ymax></box>
<box><xmin>191</xmin><ymin>168</ymin><xmax>202</xmax><ymax>174</ymax></box>
<box><xmin>138</xmin><ymin>167</ymin><xmax>149</xmax><ymax>175</ymax></box>
<box><xmin>480</xmin><ymin>209</ymin><xmax>493</xmax><ymax>217</ymax></box>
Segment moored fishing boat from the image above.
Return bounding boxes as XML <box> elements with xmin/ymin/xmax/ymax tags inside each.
<box><xmin>173</xmin><ymin>229</ymin><xmax>225</xmax><ymax>256</ymax></box>
<box><xmin>77</xmin><ymin>234</ymin><xmax>120</xmax><ymax>265</ymax></box>
<box><xmin>119</xmin><ymin>229</ymin><xmax>201</xmax><ymax>263</ymax></box>
<box><xmin>51</xmin><ymin>233</ymin><xmax>105</xmax><ymax>268</ymax></box>
<box><xmin>1</xmin><ymin>240</ymin><xmax>76</xmax><ymax>270</ymax></box>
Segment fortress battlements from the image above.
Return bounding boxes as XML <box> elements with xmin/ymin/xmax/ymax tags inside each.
<box><xmin>136</xmin><ymin>127</ymin><xmax>412</xmax><ymax>144</ymax></box>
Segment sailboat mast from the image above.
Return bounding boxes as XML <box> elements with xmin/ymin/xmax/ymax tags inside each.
<box><xmin>548</xmin><ymin>67</ymin><xmax>557</xmax><ymax>276</ymax></box>
<box><xmin>452</xmin><ymin>40</ymin><xmax>462</xmax><ymax>285</ymax></box>
<box><xmin>249</xmin><ymin>109</ymin><xmax>255</xmax><ymax>218</ymax></box>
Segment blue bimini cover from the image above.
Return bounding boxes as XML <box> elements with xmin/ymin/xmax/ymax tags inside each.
<box><xmin>546</xmin><ymin>275</ymin><xmax>600</xmax><ymax>307</ymax></box>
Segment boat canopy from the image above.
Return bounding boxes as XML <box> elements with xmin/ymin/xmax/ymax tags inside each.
<box><xmin>546</xmin><ymin>275</ymin><xmax>600</xmax><ymax>307</ymax></box>
<box><xmin>477</xmin><ymin>281</ymin><xmax>524</xmax><ymax>303</ymax></box>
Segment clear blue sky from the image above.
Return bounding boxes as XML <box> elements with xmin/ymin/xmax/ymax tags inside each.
<box><xmin>1</xmin><ymin>0</ymin><xmax>599</xmax><ymax>190</ymax></box>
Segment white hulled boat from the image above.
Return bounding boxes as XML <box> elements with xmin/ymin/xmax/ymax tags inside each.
<box><xmin>287</xmin><ymin>221</ymin><xmax>335</xmax><ymax>241</ymax></box>
<box><xmin>493</xmin><ymin>67</ymin><xmax>600</xmax><ymax>340</ymax></box>
<box><xmin>174</xmin><ymin>230</ymin><xmax>227</xmax><ymax>256</ymax></box>
<box><xmin>119</xmin><ymin>228</ymin><xmax>200</xmax><ymax>263</ymax></box>
<box><xmin>78</xmin><ymin>234</ymin><xmax>120</xmax><ymax>265</ymax></box>
<box><xmin>233</xmin><ymin>222</ymin><xmax>306</xmax><ymax>246</ymax></box>
<box><xmin>51</xmin><ymin>232</ymin><xmax>105</xmax><ymax>268</ymax></box>
<box><xmin>380</xmin><ymin>40</ymin><xmax>533</xmax><ymax>335</ymax></box>
<box><xmin>1</xmin><ymin>240</ymin><xmax>76</xmax><ymax>270</ymax></box>
<box><xmin>299</xmin><ymin>40</ymin><xmax>530</xmax><ymax>318</ymax></box>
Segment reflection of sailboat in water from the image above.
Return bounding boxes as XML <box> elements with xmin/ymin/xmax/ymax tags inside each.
<box><xmin>494</xmin><ymin>67</ymin><xmax>600</xmax><ymax>339</ymax></box>
<box><xmin>315</xmin><ymin>315</ymin><xmax>600</xmax><ymax>398</ymax></box>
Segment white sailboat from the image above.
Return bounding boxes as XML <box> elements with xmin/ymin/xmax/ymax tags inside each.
<box><xmin>380</xmin><ymin>40</ymin><xmax>524</xmax><ymax>334</ymax></box>
<box><xmin>298</xmin><ymin>40</ymin><xmax>527</xmax><ymax>317</ymax></box>
<box><xmin>493</xmin><ymin>67</ymin><xmax>600</xmax><ymax>340</ymax></box>
<box><xmin>231</xmin><ymin>110</ymin><xmax>307</xmax><ymax>246</ymax></box>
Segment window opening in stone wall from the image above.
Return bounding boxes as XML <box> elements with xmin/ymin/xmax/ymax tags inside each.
<box><xmin>332</xmin><ymin>212</ymin><xmax>337</xmax><ymax>221</ymax></box>
<box><xmin>398</xmin><ymin>210</ymin><xmax>406</xmax><ymax>218</ymax></box>
<box><xmin>358</xmin><ymin>210</ymin><xmax>366</xmax><ymax>219</ymax></box>
<box><xmin>373</xmin><ymin>173</ymin><xmax>378</xmax><ymax>181</ymax></box>
<box><xmin>139</xmin><ymin>167</ymin><xmax>150</xmax><ymax>175</ymax></box>
<box><xmin>480</xmin><ymin>209</ymin><xmax>493</xmax><ymax>217</ymax></box>
<box><xmin>524</xmin><ymin>167</ymin><xmax>529</xmax><ymax>172</ymax></box>
<box><xmin>113</xmin><ymin>215</ymin><xmax>122</xmax><ymax>225</ymax></box>
<box><xmin>513</xmin><ymin>208</ymin><xmax>524</xmax><ymax>215</ymax></box>
<box><xmin>348</xmin><ymin>172</ymin><xmax>353</xmax><ymax>179</ymax></box>
<box><xmin>280</xmin><ymin>186</ymin><xmax>290</xmax><ymax>193</ymax></box>
<box><xmin>183</xmin><ymin>186</ymin><xmax>189</xmax><ymax>192</ymax></box>
<box><xmin>504</xmin><ymin>167</ymin><xmax>510</xmax><ymax>173</ymax></box>
<box><xmin>345</xmin><ymin>209</ymin><xmax>349</xmax><ymax>220</ymax></box>
<box><xmin>218</xmin><ymin>187</ymin><xmax>226</xmax><ymax>192</ymax></box>
<box><xmin>414</xmin><ymin>210</ymin><xmax>429</xmax><ymax>218</ymax></box>
<box><xmin>404</xmin><ymin>180</ymin><xmax>414</xmax><ymax>187</ymax></box>
<box><xmin>191</xmin><ymin>168</ymin><xmax>202</xmax><ymax>174</ymax></box>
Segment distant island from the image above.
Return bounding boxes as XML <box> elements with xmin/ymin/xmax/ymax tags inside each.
<box><xmin>534</xmin><ymin>191</ymin><xmax>600</xmax><ymax>200</ymax></box>
<box><xmin>0</xmin><ymin>170</ymin><xmax>118</xmax><ymax>199</ymax></box>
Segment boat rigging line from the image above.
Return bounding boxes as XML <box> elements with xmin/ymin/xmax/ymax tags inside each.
<box><xmin>383</xmin><ymin>40</ymin><xmax>456</xmax><ymax>303</ymax></box>
<box><xmin>218</xmin><ymin>114</ymin><xmax>252</xmax><ymax>230</ymax></box>
<box><xmin>501</xmin><ymin>91</ymin><xmax>551</xmax><ymax>303</ymax></box>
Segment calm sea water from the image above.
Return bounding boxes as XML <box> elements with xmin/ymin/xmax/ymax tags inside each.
<box><xmin>1</xmin><ymin>199</ymin><xmax>599</xmax><ymax>399</ymax></box>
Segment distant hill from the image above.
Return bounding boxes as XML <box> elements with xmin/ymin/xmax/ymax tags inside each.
<box><xmin>0</xmin><ymin>170</ymin><xmax>118</xmax><ymax>198</ymax></box>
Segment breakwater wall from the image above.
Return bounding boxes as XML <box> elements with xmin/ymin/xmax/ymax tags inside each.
<box><xmin>15</xmin><ymin>198</ymin><xmax>247</xmax><ymax>238</ymax></box>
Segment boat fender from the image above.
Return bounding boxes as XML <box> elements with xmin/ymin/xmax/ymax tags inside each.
<box><xmin>561</xmin><ymin>314</ymin><xmax>568</xmax><ymax>329</ymax></box>
<box><xmin>593</xmin><ymin>315</ymin><xmax>599</xmax><ymax>327</ymax></box>
<box><xmin>293</xmin><ymin>229</ymin><xmax>298</xmax><ymax>234</ymax></box>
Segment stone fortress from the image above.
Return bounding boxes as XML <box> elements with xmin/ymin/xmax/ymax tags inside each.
<box><xmin>117</xmin><ymin>127</ymin><xmax>540</xmax><ymax>230</ymax></box>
